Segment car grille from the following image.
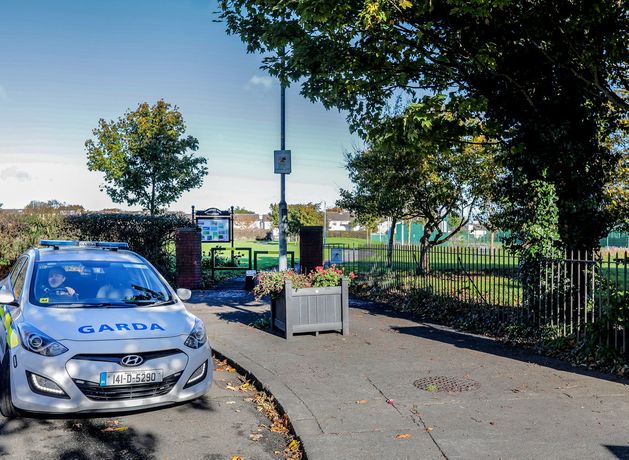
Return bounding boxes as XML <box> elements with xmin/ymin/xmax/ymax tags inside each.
<box><xmin>72</xmin><ymin>349</ymin><xmax>183</xmax><ymax>365</ymax></box>
<box><xmin>73</xmin><ymin>372</ymin><xmax>182</xmax><ymax>401</ymax></box>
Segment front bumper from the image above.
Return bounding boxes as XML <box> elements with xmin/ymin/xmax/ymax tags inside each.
<box><xmin>10</xmin><ymin>337</ymin><xmax>212</xmax><ymax>414</ymax></box>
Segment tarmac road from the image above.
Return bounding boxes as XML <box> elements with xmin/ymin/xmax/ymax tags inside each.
<box><xmin>0</xmin><ymin>356</ymin><xmax>290</xmax><ymax>460</ymax></box>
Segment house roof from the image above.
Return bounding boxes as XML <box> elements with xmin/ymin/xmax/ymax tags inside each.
<box><xmin>327</xmin><ymin>211</ymin><xmax>352</xmax><ymax>221</ymax></box>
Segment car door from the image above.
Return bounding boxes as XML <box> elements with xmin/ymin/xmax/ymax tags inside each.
<box><xmin>1</xmin><ymin>256</ymin><xmax>28</xmax><ymax>356</ymax></box>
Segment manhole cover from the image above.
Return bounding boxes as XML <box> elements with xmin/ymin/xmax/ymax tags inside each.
<box><xmin>414</xmin><ymin>376</ymin><xmax>480</xmax><ymax>393</ymax></box>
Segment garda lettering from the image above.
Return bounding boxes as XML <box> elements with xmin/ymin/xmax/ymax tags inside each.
<box><xmin>78</xmin><ymin>323</ymin><xmax>165</xmax><ymax>334</ymax></box>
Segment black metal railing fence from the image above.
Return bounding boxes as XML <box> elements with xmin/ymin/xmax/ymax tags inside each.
<box><xmin>325</xmin><ymin>243</ymin><xmax>627</xmax><ymax>355</ymax></box>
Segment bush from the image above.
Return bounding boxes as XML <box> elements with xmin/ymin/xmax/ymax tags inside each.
<box><xmin>66</xmin><ymin>213</ymin><xmax>195</xmax><ymax>280</ymax></box>
<box><xmin>310</xmin><ymin>265</ymin><xmax>355</xmax><ymax>287</ymax></box>
<box><xmin>0</xmin><ymin>212</ymin><xmax>194</xmax><ymax>282</ymax></box>
<box><xmin>327</xmin><ymin>230</ymin><xmax>368</xmax><ymax>239</ymax></box>
<box><xmin>0</xmin><ymin>213</ymin><xmax>69</xmax><ymax>277</ymax></box>
<box><xmin>253</xmin><ymin>265</ymin><xmax>354</xmax><ymax>300</ymax></box>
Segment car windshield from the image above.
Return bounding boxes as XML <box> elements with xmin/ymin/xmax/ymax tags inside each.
<box><xmin>29</xmin><ymin>260</ymin><xmax>172</xmax><ymax>308</ymax></box>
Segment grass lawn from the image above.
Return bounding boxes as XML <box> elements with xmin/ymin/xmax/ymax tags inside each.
<box><xmin>203</xmin><ymin>237</ymin><xmax>370</xmax><ymax>272</ymax></box>
<box><xmin>198</xmin><ymin>238</ymin><xmax>626</xmax><ymax>292</ymax></box>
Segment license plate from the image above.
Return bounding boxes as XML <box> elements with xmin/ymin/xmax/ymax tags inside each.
<box><xmin>99</xmin><ymin>370</ymin><xmax>163</xmax><ymax>387</ymax></box>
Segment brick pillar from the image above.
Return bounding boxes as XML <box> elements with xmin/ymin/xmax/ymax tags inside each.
<box><xmin>299</xmin><ymin>226</ymin><xmax>323</xmax><ymax>274</ymax></box>
<box><xmin>176</xmin><ymin>228</ymin><xmax>202</xmax><ymax>289</ymax></box>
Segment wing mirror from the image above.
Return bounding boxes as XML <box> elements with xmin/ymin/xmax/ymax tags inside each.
<box><xmin>0</xmin><ymin>286</ymin><xmax>17</xmax><ymax>305</ymax></box>
<box><xmin>176</xmin><ymin>288</ymin><xmax>192</xmax><ymax>302</ymax></box>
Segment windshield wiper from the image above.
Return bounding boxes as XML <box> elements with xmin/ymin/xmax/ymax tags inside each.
<box><xmin>122</xmin><ymin>298</ymin><xmax>175</xmax><ymax>307</ymax></box>
<box><xmin>131</xmin><ymin>284</ymin><xmax>166</xmax><ymax>300</ymax></box>
<box><xmin>49</xmin><ymin>302</ymin><xmax>136</xmax><ymax>308</ymax></box>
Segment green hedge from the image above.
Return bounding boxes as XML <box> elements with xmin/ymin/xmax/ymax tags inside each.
<box><xmin>0</xmin><ymin>212</ymin><xmax>195</xmax><ymax>281</ymax></box>
<box><xmin>0</xmin><ymin>213</ymin><xmax>70</xmax><ymax>276</ymax></box>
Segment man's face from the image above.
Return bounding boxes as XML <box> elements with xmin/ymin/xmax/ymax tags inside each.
<box><xmin>48</xmin><ymin>271</ymin><xmax>65</xmax><ymax>288</ymax></box>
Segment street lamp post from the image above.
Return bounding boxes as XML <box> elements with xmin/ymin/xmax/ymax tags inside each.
<box><xmin>323</xmin><ymin>201</ymin><xmax>327</xmax><ymax>245</ymax></box>
<box><xmin>278</xmin><ymin>83</ymin><xmax>288</xmax><ymax>271</ymax></box>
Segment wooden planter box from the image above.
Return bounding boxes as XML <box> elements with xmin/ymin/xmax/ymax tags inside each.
<box><xmin>271</xmin><ymin>278</ymin><xmax>349</xmax><ymax>339</ymax></box>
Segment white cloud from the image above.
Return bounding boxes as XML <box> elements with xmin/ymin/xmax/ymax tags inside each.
<box><xmin>246</xmin><ymin>75</ymin><xmax>274</xmax><ymax>90</ymax></box>
<box><xmin>0</xmin><ymin>84</ymin><xmax>6</xmax><ymax>100</ymax></box>
<box><xmin>0</xmin><ymin>166</ymin><xmax>31</xmax><ymax>182</ymax></box>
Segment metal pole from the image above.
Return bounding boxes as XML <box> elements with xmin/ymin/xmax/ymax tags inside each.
<box><xmin>278</xmin><ymin>79</ymin><xmax>288</xmax><ymax>271</ymax></box>
<box><xmin>323</xmin><ymin>201</ymin><xmax>327</xmax><ymax>245</ymax></box>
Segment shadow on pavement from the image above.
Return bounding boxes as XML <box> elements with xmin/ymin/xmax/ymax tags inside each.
<box><xmin>0</xmin><ymin>397</ymin><xmax>215</xmax><ymax>459</ymax></box>
<box><xmin>193</xmin><ymin>283</ymin><xmax>629</xmax><ymax>385</ymax></box>
<box><xmin>605</xmin><ymin>445</ymin><xmax>629</xmax><ymax>460</ymax></box>
<box><xmin>348</xmin><ymin>296</ymin><xmax>629</xmax><ymax>385</ymax></box>
<box><xmin>390</xmin><ymin>324</ymin><xmax>628</xmax><ymax>385</ymax></box>
<box><xmin>0</xmin><ymin>417</ymin><xmax>52</xmax><ymax>454</ymax></box>
<box><xmin>56</xmin><ymin>419</ymin><xmax>157</xmax><ymax>460</ymax></box>
<box><xmin>187</xmin><ymin>290</ymin><xmax>259</xmax><ymax>309</ymax></box>
<box><xmin>175</xmin><ymin>394</ymin><xmax>216</xmax><ymax>413</ymax></box>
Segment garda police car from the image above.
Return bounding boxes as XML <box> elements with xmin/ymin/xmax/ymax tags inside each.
<box><xmin>0</xmin><ymin>240</ymin><xmax>212</xmax><ymax>416</ymax></box>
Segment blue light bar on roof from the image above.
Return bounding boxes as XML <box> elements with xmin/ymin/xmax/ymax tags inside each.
<box><xmin>78</xmin><ymin>241</ymin><xmax>129</xmax><ymax>249</ymax></box>
<box><xmin>39</xmin><ymin>240</ymin><xmax>78</xmax><ymax>247</ymax></box>
<box><xmin>39</xmin><ymin>240</ymin><xmax>129</xmax><ymax>249</ymax></box>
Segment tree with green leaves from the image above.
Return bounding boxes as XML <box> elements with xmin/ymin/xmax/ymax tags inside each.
<box><xmin>270</xmin><ymin>202</ymin><xmax>323</xmax><ymax>239</ymax></box>
<box><xmin>219</xmin><ymin>0</ymin><xmax>628</xmax><ymax>252</ymax></box>
<box><xmin>338</xmin><ymin>101</ymin><xmax>498</xmax><ymax>269</ymax></box>
<box><xmin>604</xmin><ymin>104</ymin><xmax>629</xmax><ymax>233</ymax></box>
<box><xmin>24</xmin><ymin>200</ymin><xmax>84</xmax><ymax>215</ymax></box>
<box><xmin>85</xmin><ymin>100</ymin><xmax>208</xmax><ymax>216</ymax></box>
<box><xmin>233</xmin><ymin>206</ymin><xmax>256</xmax><ymax>214</ymax></box>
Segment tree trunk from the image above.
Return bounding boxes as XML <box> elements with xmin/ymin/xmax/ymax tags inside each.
<box><xmin>387</xmin><ymin>218</ymin><xmax>397</xmax><ymax>268</ymax></box>
<box><xmin>418</xmin><ymin>235</ymin><xmax>430</xmax><ymax>275</ymax></box>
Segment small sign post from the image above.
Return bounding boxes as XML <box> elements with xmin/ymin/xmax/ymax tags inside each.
<box><xmin>274</xmin><ymin>150</ymin><xmax>292</xmax><ymax>174</ymax></box>
<box><xmin>330</xmin><ymin>248</ymin><xmax>344</xmax><ymax>265</ymax></box>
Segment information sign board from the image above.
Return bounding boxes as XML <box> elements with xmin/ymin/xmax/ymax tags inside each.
<box><xmin>197</xmin><ymin>217</ymin><xmax>231</xmax><ymax>242</ymax></box>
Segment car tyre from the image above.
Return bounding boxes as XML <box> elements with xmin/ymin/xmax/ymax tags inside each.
<box><xmin>0</xmin><ymin>350</ymin><xmax>18</xmax><ymax>418</ymax></box>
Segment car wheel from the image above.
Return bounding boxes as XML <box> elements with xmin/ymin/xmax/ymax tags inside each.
<box><xmin>0</xmin><ymin>350</ymin><xmax>18</xmax><ymax>418</ymax></box>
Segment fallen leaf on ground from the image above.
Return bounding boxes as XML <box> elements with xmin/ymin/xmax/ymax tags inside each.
<box><xmin>426</xmin><ymin>427</ymin><xmax>433</xmax><ymax>432</ymax></box>
<box><xmin>285</xmin><ymin>439</ymin><xmax>301</xmax><ymax>456</ymax></box>
<box><xmin>216</xmin><ymin>359</ymin><xmax>237</xmax><ymax>373</ymax></box>
<box><xmin>101</xmin><ymin>426</ymin><xmax>128</xmax><ymax>432</ymax></box>
<box><xmin>395</xmin><ymin>433</ymin><xmax>412</xmax><ymax>439</ymax></box>
<box><xmin>239</xmin><ymin>382</ymin><xmax>254</xmax><ymax>391</ymax></box>
<box><xmin>249</xmin><ymin>433</ymin><xmax>263</xmax><ymax>441</ymax></box>
<box><xmin>355</xmin><ymin>400</ymin><xmax>368</xmax><ymax>404</ymax></box>
<box><xmin>230</xmin><ymin>456</ymin><xmax>242</xmax><ymax>460</ymax></box>
<box><xmin>226</xmin><ymin>384</ymin><xmax>239</xmax><ymax>391</ymax></box>
<box><xmin>270</xmin><ymin>419</ymin><xmax>289</xmax><ymax>433</ymax></box>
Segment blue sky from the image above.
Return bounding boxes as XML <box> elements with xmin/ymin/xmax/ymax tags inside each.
<box><xmin>0</xmin><ymin>0</ymin><xmax>358</xmax><ymax>213</ymax></box>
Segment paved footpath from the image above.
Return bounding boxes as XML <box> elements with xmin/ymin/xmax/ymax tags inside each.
<box><xmin>186</xmin><ymin>280</ymin><xmax>629</xmax><ymax>460</ymax></box>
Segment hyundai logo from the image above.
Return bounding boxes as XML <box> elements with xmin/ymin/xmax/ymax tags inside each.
<box><xmin>120</xmin><ymin>355</ymin><xmax>144</xmax><ymax>367</ymax></box>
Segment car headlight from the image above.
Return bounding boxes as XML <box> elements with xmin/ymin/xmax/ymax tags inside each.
<box><xmin>184</xmin><ymin>318</ymin><xmax>207</xmax><ymax>349</ymax></box>
<box><xmin>19</xmin><ymin>323</ymin><xmax>69</xmax><ymax>357</ymax></box>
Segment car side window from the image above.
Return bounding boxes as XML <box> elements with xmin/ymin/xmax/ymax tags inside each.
<box><xmin>9</xmin><ymin>257</ymin><xmax>26</xmax><ymax>287</ymax></box>
<box><xmin>12</xmin><ymin>257</ymin><xmax>29</xmax><ymax>300</ymax></box>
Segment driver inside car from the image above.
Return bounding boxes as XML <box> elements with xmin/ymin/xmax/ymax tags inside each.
<box><xmin>43</xmin><ymin>267</ymin><xmax>76</xmax><ymax>297</ymax></box>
